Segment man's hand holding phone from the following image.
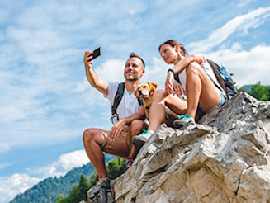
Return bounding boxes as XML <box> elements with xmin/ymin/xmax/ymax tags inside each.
<box><xmin>83</xmin><ymin>51</ymin><xmax>93</xmax><ymax>70</ymax></box>
<box><xmin>88</xmin><ymin>47</ymin><xmax>101</xmax><ymax>62</ymax></box>
<box><xmin>83</xmin><ymin>47</ymin><xmax>101</xmax><ymax>70</ymax></box>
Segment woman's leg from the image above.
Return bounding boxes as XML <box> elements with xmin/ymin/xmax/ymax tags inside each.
<box><xmin>148</xmin><ymin>89</ymin><xmax>168</xmax><ymax>131</ymax></box>
<box><xmin>148</xmin><ymin>90</ymin><xmax>187</xmax><ymax>131</ymax></box>
<box><xmin>185</xmin><ymin>63</ymin><xmax>220</xmax><ymax>119</ymax></box>
<box><xmin>128</xmin><ymin>120</ymin><xmax>148</xmax><ymax>159</ymax></box>
<box><xmin>163</xmin><ymin>94</ymin><xmax>187</xmax><ymax>115</ymax></box>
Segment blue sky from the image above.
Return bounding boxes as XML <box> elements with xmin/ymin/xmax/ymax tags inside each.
<box><xmin>0</xmin><ymin>0</ymin><xmax>269</xmax><ymax>202</ymax></box>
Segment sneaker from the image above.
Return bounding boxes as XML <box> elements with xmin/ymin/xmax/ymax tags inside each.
<box><xmin>132</xmin><ymin>129</ymin><xmax>154</xmax><ymax>149</ymax></box>
<box><xmin>173</xmin><ymin>114</ymin><xmax>195</xmax><ymax>129</ymax></box>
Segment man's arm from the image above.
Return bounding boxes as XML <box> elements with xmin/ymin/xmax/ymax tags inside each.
<box><xmin>83</xmin><ymin>51</ymin><xmax>109</xmax><ymax>96</ymax></box>
<box><xmin>122</xmin><ymin>106</ymin><xmax>145</xmax><ymax>125</ymax></box>
<box><xmin>110</xmin><ymin>106</ymin><xmax>145</xmax><ymax>141</ymax></box>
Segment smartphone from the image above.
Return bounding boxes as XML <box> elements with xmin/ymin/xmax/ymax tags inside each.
<box><xmin>87</xmin><ymin>47</ymin><xmax>101</xmax><ymax>62</ymax></box>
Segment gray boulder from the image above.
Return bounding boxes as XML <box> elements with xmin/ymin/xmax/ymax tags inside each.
<box><xmin>111</xmin><ymin>93</ymin><xmax>270</xmax><ymax>203</ymax></box>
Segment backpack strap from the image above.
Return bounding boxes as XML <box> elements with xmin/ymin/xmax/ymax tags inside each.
<box><xmin>206</xmin><ymin>59</ymin><xmax>227</xmax><ymax>96</ymax></box>
<box><xmin>111</xmin><ymin>82</ymin><xmax>125</xmax><ymax>122</ymax></box>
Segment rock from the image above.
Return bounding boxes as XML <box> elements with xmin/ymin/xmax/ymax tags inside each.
<box><xmin>110</xmin><ymin>93</ymin><xmax>270</xmax><ymax>203</ymax></box>
<box><xmin>87</xmin><ymin>185</ymin><xmax>114</xmax><ymax>203</ymax></box>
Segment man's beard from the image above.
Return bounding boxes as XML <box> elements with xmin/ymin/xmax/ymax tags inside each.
<box><xmin>125</xmin><ymin>77</ymin><xmax>140</xmax><ymax>82</ymax></box>
<box><xmin>124</xmin><ymin>72</ymin><xmax>140</xmax><ymax>82</ymax></box>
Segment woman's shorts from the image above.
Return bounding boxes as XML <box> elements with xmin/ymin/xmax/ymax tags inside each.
<box><xmin>196</xmin><ymin>93</ymin><xmax>226</xmax><ymax>121</ymax></box>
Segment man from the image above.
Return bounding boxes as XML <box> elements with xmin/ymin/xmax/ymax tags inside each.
<box><xmin>82</xmin><ymin>50</ymin><xmax>147</xmax><ymax>189</ymax></box>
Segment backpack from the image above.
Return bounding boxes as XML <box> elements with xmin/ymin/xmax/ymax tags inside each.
<box><xmin>110</xmin><ymin>82</ymin><xmax>143</xmax><ymax>124</ymax></box>
<box><xmin>173</xmin><ymin>59</ymin><xmax>237</xmax><ymax>100</ymax></box>
<box><xmin>206</xmin><ymin>59</ymin><xmax>238</xmax><ymax>100</ymax></box>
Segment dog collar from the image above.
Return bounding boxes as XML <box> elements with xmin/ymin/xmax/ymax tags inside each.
<box><xmin>145</xmin><ymin>105</ymin><xmax>151</xmax><ymax>110</ymax></box>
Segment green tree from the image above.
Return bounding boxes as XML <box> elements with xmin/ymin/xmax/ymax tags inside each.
<box><xmin>78</xmin><ymin>174</ymin><xmax>88</xmax><ymax>201</ymax></box>
<box><xmin>55</xmin><ymin>158</ymin><xmax>128</xmax><ymax>202</ymax></box>
<box><xmin>55</xmin><ymin>195</ymin><xmax>69</xmax><ymax>203</ymax></box>
<box><xmin>88</xmin><ymin>171</ymin><xmax>98</xmax><ymax>188</ymax></box>
<box><xmin>238</xmin><ymin>82</ymin><xmax>270</xmax><ymax>101</ymax></box>
<box><xmin>106</xmin><ymin>158</ymin><xmax>127</xmax><ymax>180</ymax></box>
<box><xmin>68</xmin><ymin>185</ymin><xmax>81</xmax><ymax>203</ymax></box>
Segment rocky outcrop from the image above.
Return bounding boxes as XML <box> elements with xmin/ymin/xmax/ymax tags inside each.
<box><xmin>111</xmin><ymin>93</ymin><xmax>270</xmax><ymax>202</ymax></box>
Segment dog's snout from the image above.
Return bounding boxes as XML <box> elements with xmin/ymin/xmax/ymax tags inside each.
<box><xmin>138</xmin><ymin>90</ymin><xmax>142</xmax><ymax>95</ymax></box>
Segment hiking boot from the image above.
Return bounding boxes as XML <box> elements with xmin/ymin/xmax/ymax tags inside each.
<box><xmin>90</xmin><ymin>178</ymin><xmax>113</xmax><ymax>203</ymax></box>
<box><xmin>99</xmin><ymin>177</ymin><xmax>111</xmax><ymax>189</ymax></box>
<box><xmin>173</xmin><ymin>115</ymin><xmax>195</xmax><ymax>129</ymax></box>
<box><xmin>132</xmin><ymin>129</ymin><xmax>154</xmax><ymax>149</ymax></box>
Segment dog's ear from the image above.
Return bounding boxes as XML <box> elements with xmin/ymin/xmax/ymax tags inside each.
<box><xmin>149</xmin><ymin>82</ymin><xmax>158</xmax><ymax>91</ymax></box>
<box><xmin>148</xmin><ymin>82</ymin><xmax>157</xmax><ymax>96</ymax></box>
<box><xmin>134</xmin><ymin>87</ymin><xmax>139</xmax><ymax>98</ymax></box>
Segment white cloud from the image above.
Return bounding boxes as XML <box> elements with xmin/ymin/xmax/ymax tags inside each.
<box><xmin>143</xmin><ymin>57</ymin><xmax>172</xmax><ymax>89</ymax></box>
<box><xmin>206</xmin><ymin>43</ymin><xmax>270</xmax><ymax>86</ymax></box>
<box><xmin>29</xmin><ymin>149</ymin><xmax>90</xmax><ymax>178</ymax></box>
<box><xmin>188</xmin><ymin>7</ymin><xmax>270</xmax><ymax>53</ymax></box>
<box><xmin>236</xmin><ymin>0</ymin><xmax>257</xmax><ymax>8</ymax></box>
<box><xmin>95</xmin><ymin>59</ymin><xmax>126</xmax><ymax>82</ymax></box>
<box><xmin>0</xmin><ymin>162</ymin><xmax>13</xmax><ymax>170</ymax></box>
<box><xmin>0</xmin><ymin>173</ymin><xmax>41</xmax><ymax>203</ymax></box>
<box><xmin>0</xmin><ymin>144</ymin><xmax>10</xmax><ymax>153</ymax></box>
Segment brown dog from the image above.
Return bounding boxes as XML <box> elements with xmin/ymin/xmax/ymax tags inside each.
<box><xmin>135</xmin><ymin>81</ymin><xmax>180</xmax><ymax>127</ymax></box>
<box><xmin>134</xmin><ymin>82</ymin><xmax>158</xmax><ymax>120</ymax></box>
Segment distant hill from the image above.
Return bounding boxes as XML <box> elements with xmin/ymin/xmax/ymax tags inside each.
<box><xmin>10</xmin><ymin>156</ymin><xmax>114</xmax><ymax>203</ymax></box>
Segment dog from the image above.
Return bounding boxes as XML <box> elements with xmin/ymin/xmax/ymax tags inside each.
<box><xmin>134</xmin><ymin>82</ymin><xmax>158</xmax><ymax>120</ymax></box>
<box><xmin>135</xmin><ymin>81</ymin><xmax>180</xmax><ymax>126</ymax></box>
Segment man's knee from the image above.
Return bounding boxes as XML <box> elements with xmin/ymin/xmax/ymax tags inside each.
<box><xmin>83</xmin><ymin>128</ymin><xmax>98</xmax><ymax>145</ymax></box>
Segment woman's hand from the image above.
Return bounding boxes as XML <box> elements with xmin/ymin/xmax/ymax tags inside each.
<box><xmin>191</xmin><ymin>53</ymin><xmax>206</xmax><ymax>64</ymax></box>
<box><xmin>173</xmin><ymin>80</ymin><xmax>184</xmax><ymax>97</ymax></box>
<box><xmin>173</xmin><ymin>53</ymin><xmax>206</xmax><ymax>74</ymax></box>
<box><xmin>109</xmin><ymin>119</ymin><xmax>125</xmax><ymax>141</ymax></box>
<box><xmin>165</xmin><ymin>72</ymin><xmax>174</xmax><ymax>95</ymax></box>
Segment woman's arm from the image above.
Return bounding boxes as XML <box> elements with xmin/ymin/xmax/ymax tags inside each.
<box><xmin>173</xmin><ymin>54</ymin><xmax>206</xmax><ymax>74</ymax></box>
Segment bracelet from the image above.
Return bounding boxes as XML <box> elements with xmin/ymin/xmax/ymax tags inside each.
<box><xmin>168</xmin><ymin>68</ymin><xmax>174</xmax><ymax>74</ymax></box>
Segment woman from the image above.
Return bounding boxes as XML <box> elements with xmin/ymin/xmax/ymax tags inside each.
<box><xmin>132</xmin><ymin>40</ymin><xmax>226</xmax><ymax>147</ymax></box>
